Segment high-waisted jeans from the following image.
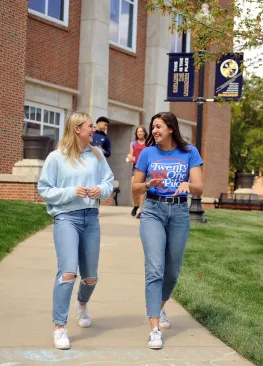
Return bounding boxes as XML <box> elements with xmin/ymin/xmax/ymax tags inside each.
<box><xmin>53</xmin><ymin>208</ymin><xmax>100</xmax><ymax>325</ymax></box>
<box><xmin>140</xmin><ymin>198</ymin><xmax>190</xmax><ymax>317</ymax></box>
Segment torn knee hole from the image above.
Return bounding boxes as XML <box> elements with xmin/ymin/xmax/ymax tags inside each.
<box><xmin>82</xmin><ymin>277</ymin><xmax>97</xmax><ymax>286</ymax></box>
<box><xmin>61</xmin><ymin>273</ymin><xmax>77</xmax><ymax>282</ymax></box>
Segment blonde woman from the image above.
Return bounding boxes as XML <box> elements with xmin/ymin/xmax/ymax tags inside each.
<box><xmin>38</xmin><ymin>112</ymin><xmax>114</xmax><ymax>350</ymax></box>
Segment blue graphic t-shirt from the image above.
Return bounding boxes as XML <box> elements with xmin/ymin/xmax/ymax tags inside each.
<box><xmin>135</xmin><ymin>145</ymin><xmax>203</xmax><ymax>197</ymax></box>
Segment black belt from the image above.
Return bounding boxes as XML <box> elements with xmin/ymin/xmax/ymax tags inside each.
<box><xmin>146</xmin><ymin>192</ymin><xmax>187</xmax><ymax>204</ymax></box>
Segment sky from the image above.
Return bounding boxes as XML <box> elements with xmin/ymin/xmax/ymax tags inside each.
<box><xmin>234</xmin><ymin>0</ymin><xmax>263</xmax><ymax>77</ymax></box>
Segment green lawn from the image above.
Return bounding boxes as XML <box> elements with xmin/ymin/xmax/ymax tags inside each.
<box><xmin>0</xmin><ymin>200</ymin><xmax>52</xmax><ymax>261</ymax></box>
<box><xmin>173</xmin><ymin>209</ymin><xmax>263</xmax><ymax>366</ymax></box>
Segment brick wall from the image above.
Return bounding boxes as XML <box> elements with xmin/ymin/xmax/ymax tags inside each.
<box><xmin>0</xmin><ymin>182</ymin><xmax>43</xmax><ymax>203</ymax></box>
<box><xmin>0</xmin><ymin>0</ymin><xmax>28</xmax><ymax>173</ymax></box>
<box><xmin>0</xmin><ymin>180</ymin><xmax>117</xmax><ymax>206</ymax></box>
<box><xmin>100</xmin><ymin>194</ymin><xmax>115</xmax><ymax>206</ymax></box>
<box><xmin>109</xmin><ymin>2</ymin><xmax>147</xmax><ymax>108</ymax></box>
<box><xmin>26</xmin><ymin>0</ymin><xmax>81</xmax><ymax>90</ymax></box>
<box><xmin>0</xmin><ymin>182</ymin><xmax>116</xmax><ymax>206</ymax></box>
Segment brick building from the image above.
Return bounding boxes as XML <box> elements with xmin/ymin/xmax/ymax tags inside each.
<box><xmin>0</xmin><ymin>0</ymin><xmax>231</xmax><ymax>206</ymax></box>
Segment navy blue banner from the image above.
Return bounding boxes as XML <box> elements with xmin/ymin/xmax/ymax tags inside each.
<box><xmin>166</xmin><ymin>53</ymin><xmax>195</xmax><ymax>102</ymax></box>
<box><xmin>214</xmin><ymin>53</ymin><xmax>243</xmax><ymax>101</ymax></box>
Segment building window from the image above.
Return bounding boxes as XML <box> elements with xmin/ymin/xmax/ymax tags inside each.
<box><xmin>24</xmin><ymin>104</ymin><xmax>64</xmax><ymax>151</ymax></box>
<box><xmin>28</xmin><ymin>0</ymin><xmax>69</xmax><ymax>27</ymax></box>
<box><xmin>179</xmin><ymin>123</ymin><xmax>193</xmax><ymax>143</ymax></box>
<box><xmin>110</xmin><ymin>0</ymin><xmax>138</xmax><ymax>52</ymax></box>
<box><xmin>171</xmin><ymin>15</ymin><xmax>191</xmax><ymax>53</ymax></box>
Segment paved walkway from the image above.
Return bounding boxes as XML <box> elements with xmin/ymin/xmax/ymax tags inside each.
<box><xmin>0</xmin><ymin>206</ymin><xmax>254</xmax><ymax>366</ymax></box>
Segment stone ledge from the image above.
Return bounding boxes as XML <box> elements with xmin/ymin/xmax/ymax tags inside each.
<box><xmin>201</xmin><ymin>196</ymin><xmax>217</xmax><ymax>203</ymax></box>
<box><xmin>108</xmin><ymin>99</ymin><xmax>145</xmax><ymax>112</ymax></box>
<box><xmin>12</xmin><ymin>159</ymin><xmax>44</xmax><ymax>176</ymax></box>
<box><xmin>0</xmin><ymin>174</ymin><xmax>40</xmax><ymax>183</ymax></box>
<box><xmin>25</xmin><ymin>76</ymin><xmax>80</xmax><ymax>95</ymax></box>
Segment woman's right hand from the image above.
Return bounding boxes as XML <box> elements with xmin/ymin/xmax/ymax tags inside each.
<box><xmin>76</xmin><ymin>186</ymin><xmax>88</xmax><ymax>198</ymax></box>
<box><xmin>147</xmin><ymin>179</ymin><xmax>164</xmax><ymax>187</ymax></box>
<box><xmin>126</xmin><ymin>153</ymin><xmax>134</xmax><ymax>163</ymax></box>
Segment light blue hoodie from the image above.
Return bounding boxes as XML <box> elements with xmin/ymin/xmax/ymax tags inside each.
<box><xmin>38</xmin><ymin>148</ymin><xmax>114</xmax><ymax>216</ymax></box>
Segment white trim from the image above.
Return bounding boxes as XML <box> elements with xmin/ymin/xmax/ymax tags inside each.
<box><xmin>132</xmin><ymin>0</ymin><xmax>138</xmax><ymax>52</ymax></box>
<box><xmin>25</xmin><ymin>76</ymin><xmax>80</xmax><ymax>95</ymax></box>
<box><xmin>109</xmin><ymin>0</ymin><xmax>138</xmax><ymax>53</ymax></box>
<box><xmin>109</xmin><ymin>40</ymin><xmax>136</xmax><ymax>54</ymax></box>
<box><xmin>118</xmin><ymin>0</ymin><xmax>121</xmax><ymax>45</ymax></box>
<box><xmin>25</xmin><ymin>101</ymin><xmax>65</xmax><ymax>113</ymax></box>
<box><xmin>45</xmin><ymin>0</ymin><xmax>48</xmax><ymax>16</ymax></box>
<box><xmin>171</xmin><ymin>14</ymin><xmax>191</xmax><ymax>53</ymax></box>
<box><xmin>28</xmin><ymin>0</ymin><xmax>69</xmax><ymax>27</ymax></box>
<box><xmin>24</xmin><ymin>101</ymin><xmax>65</xmax><ymax>140</ymax></box>
<box><xmin>108</xmin><ymin>99</ymin><xmax>145</xmax><ymax>112</ymax></box>
<box><xmin>186</xmin><ymin>31</ymin><xmax>191</xmax><ymax>52</ymax></box>
<box><xmin>201</xmin><ymin>197</ymin><xmax>217</xmax><ymax>203</ymax></box>
<box><xmin>63</xmin><ymin>0</ymin><xmax>69</xmax><ymax>27</ymax></box>
<box><xmin>178</xmin><ymin>118</ymin><xmax>197</xmax><ymax>126</ymax></box>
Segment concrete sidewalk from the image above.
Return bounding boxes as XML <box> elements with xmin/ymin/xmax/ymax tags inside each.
<box><xmin>0</xmin><ymin>206</ymin><xmax>254</xmax><ymax>366</ymax></box>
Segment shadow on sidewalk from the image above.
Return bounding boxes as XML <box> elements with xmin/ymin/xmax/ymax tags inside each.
<box><xmin>69</xmin><ymin>314</ymin><xmax>201</xmax><ymax>344</ymax></box>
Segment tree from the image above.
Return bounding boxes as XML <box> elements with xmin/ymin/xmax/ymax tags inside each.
<box><xmin>145</xmin><ymin>0</ymin><xmax>263</xmax><ymax>68</ymax></box>
<box><xmin>146</xmin><ymin>0</ymin><xmax>263</xmax><ymax>187</ymax></box>
<box><xmin>230</xmin><ymin>75</ymin><xmax>263</xmax><ymax>177</ymax></box>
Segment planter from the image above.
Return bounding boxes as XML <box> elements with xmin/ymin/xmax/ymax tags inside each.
<box><xmin>235</xmin><ymin>172</ymin><xmax>255</xmax><ymax>189</ymax></box>
<box><xmin>22</xmin><ymin>135</ymin><xmax>51</xmax><ymax>160</ymax></box>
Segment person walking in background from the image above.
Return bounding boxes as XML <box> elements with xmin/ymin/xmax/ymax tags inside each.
<box><xmin>91</xmin><ymin>116</ymin><xmax>111</xmax><ymax>158</ymax></box>
<box><xmin>127</xmin><ymin>126</ymin><xmax>147</xmax><ymax>219</ymax></box>
<box><xmin>132</xmin><ymin>112</ymin><xmax>203</xmax><ymax>349</ymax></box>
<box><xmin>38</xmin><ymin>112</ymin><xmax>114</xmax><ymax>350</ymax></box>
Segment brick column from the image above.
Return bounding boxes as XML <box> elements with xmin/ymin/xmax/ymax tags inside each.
<box><xmin>201</xmin><ymin>60</ymin><xmax>231</xmax><ymax>197</ymax></box>
<box><xmin>0</xmin><ymin>0</ymin><xmax>27</xmax><ymax>173</ymax></box>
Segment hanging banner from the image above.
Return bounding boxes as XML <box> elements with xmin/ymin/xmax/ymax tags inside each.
<box><xmin>166</xmin><ymin>53</ymin><xmax>195</xmax><ymax>101</ymax></box>
<box><xmin>214</xmin><ymin>53</ymin><xmax>243</xmax><ymax>101</ymax></box>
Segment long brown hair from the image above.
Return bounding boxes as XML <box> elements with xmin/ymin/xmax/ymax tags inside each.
<box><xmin>145</xmin><ymin>112</ymin><xmax>189</xmax><ymax>152</ymax></box>
<box><xmin>135</xmin><ymin>126</ymin><xmax>148</xmax><ymax>140</ymax></box>
<box><xmin>58</xmin><ymin>112</ymin><xmax>101</xmax><ymax>164</ymax></box>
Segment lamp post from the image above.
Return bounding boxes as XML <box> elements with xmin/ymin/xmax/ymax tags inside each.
<box><xmin>189</xmin><ymin>59</ymin><xmax>207</xmax><ymax>222</ymax></box>
<box><xmin>189</xmin><ymin>3</ymin><xmax>211</xmax><ymax>223</ymax></box>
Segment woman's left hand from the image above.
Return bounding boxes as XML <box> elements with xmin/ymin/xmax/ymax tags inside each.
<box><xmin>174</xmin><ymin>182</ymin><xmax>190</xmax><ymax>196</ymax></box>
<box><xmin>87</xmin><ymin>186</ymin><xmax>101</xmax><ymax>199</ymax></box>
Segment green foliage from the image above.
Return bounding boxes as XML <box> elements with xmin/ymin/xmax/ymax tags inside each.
<box><xmin>145</xmin><ymin>0</ymin><xmax>263</xmax><ymax>68</ymax></box>
<box><xmin>173</xmin><ymin>209</ymin><xmax>263</xmax><ymax>366</ymax></box>
<box><xmin>230</xmin><ymin>75</ymin><xmax>263</xmax><ymax>173</ymax></box>
<box><xmin>145</xmin><ymin>1</ymin><xmax>263</xmax><ymax>173</ymax></box>
<box><xmin>0</xmin><ymin>200</ymin><xmax>52</xmax><ymax>261</ymax></box>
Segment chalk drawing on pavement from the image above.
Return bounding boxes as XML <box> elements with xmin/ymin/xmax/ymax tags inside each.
<box><xmin>0</xmin><ymin>348</ymin><xmax>239</xmax><ymax>365</ymax></box>
<box><xmin>22</xmin><ymin>350</ymin><xmax>84</xmax><ymax>362</ymax></box>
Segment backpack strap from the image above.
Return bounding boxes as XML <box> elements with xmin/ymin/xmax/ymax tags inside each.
<box><xmin>132</xmin><ymin>140</ymin><xmax>136</xmax><ymax>149</ymax></box>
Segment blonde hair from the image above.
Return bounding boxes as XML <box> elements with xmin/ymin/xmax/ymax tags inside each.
<box><xmin>58</xmin><ymin>112</ymin><xmax>101</xmax><ymax>164</ymax></box>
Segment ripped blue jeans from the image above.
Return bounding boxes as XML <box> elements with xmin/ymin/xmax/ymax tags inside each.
<box><xmin>140</xmin><ymin>199</ymin><xmax>190</xmax><ymax>317</ymax></box>
<box><xmin>53</xmin><ymin>208</ymin><xmax>100</xmax><ymax>325</ymax></box>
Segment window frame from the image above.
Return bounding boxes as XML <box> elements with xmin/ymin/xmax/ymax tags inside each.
<box><xmin>28</xmin><ymin>0</ymin><xmax>69</xmax><ymax>27</ymax></box>
<box><xmin>24</xmin><ymin>102</ymin><xmax>65</xmax><ymax>144</ymax></box>
<box><xmin>109</xmin><ymin>0</ymin><xmax>138</xmax><ymax>53</ymax></box>
<box><xmin>171</xmin><ymin>14</ymin><xmax>191</xmax><ymax>53</ymax></box>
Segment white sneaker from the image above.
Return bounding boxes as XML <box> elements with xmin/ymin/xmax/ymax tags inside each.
<box><xmin>53</xmin><ymin>328</ymin><xmax>71</xmax><ymax>350</ymax></box>
<box><xmin>159</xmin><ymin>308</ymin><xmax>171</xmax><ymax>329</ymax></box>
<box><xmin>148</xmin><ymin>327</ymin><xmax>163</xmax><ymax>349</ymax></box>
<box><xmin>75</xmin><ymin>301</ymin><xmax>91</xmax><ymax>328</ymax></box>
